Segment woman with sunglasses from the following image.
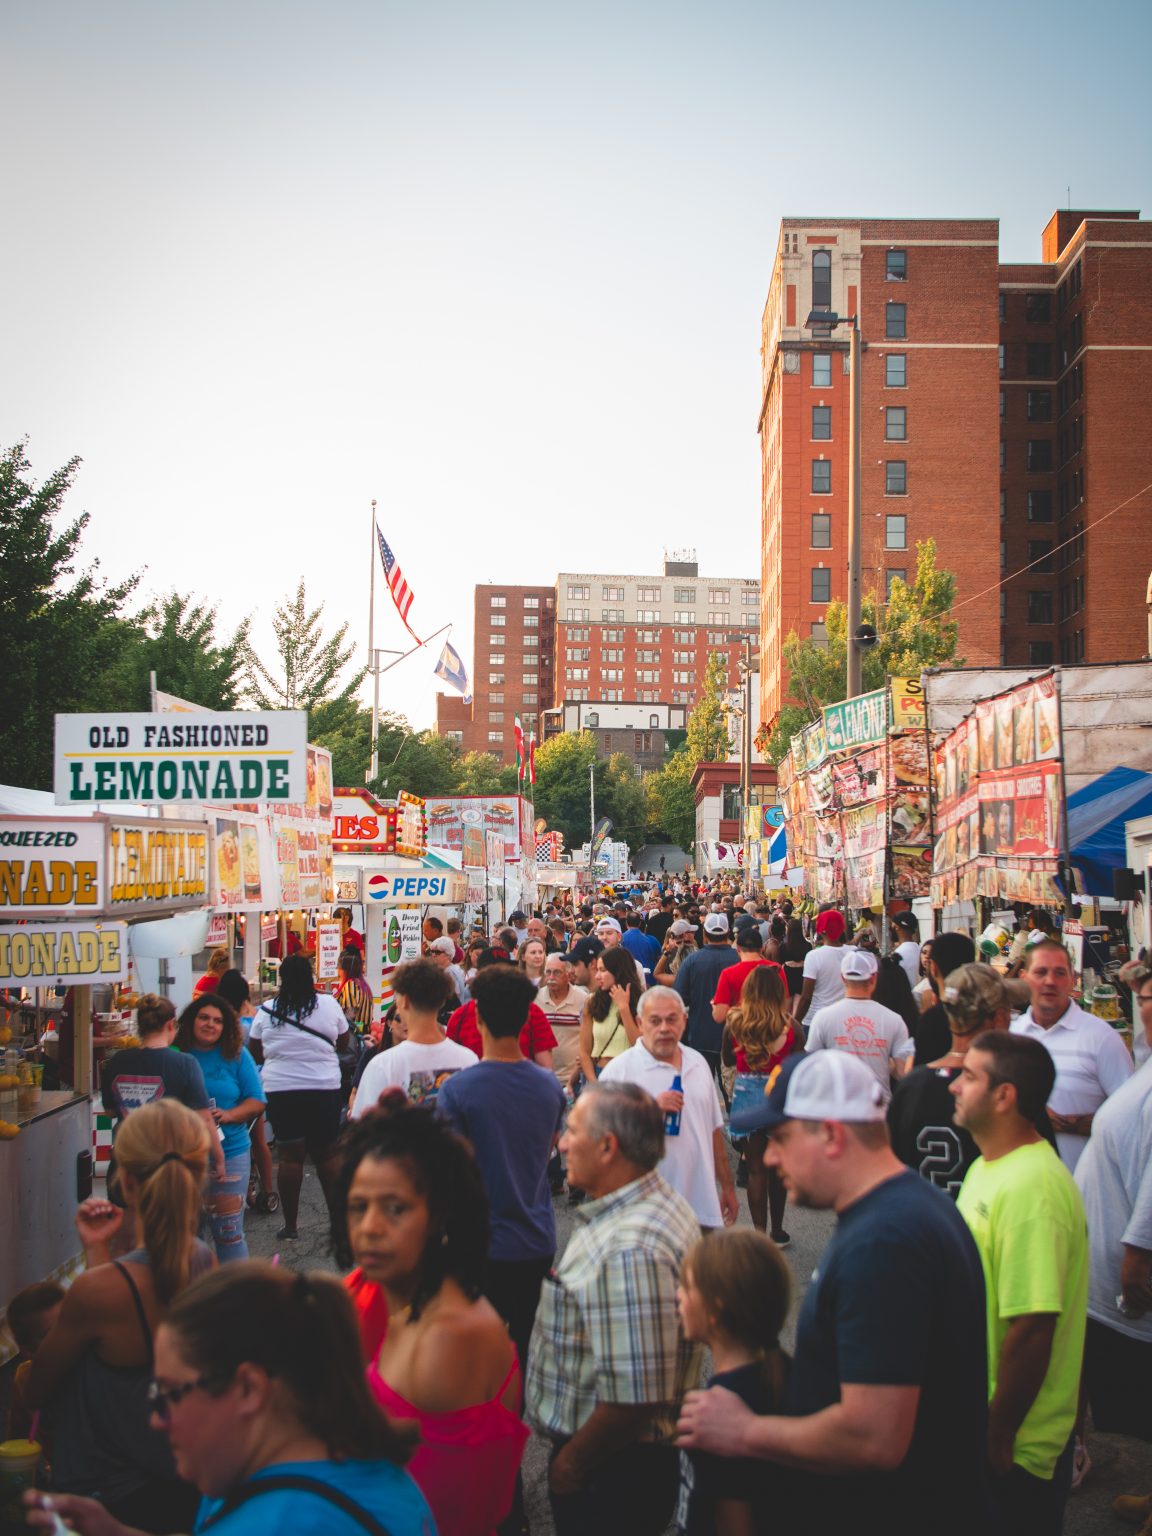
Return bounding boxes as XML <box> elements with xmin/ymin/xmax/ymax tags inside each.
<box><xmin>335</xmin><ymin>1097</ymin><xmax>527</xmax><ymax>1536</ymax></box>
<box><xmin>24</xmin><ymin>1100</ymin><xmax>215</xmax><ymax>1533</ymax></box>
<box><xmin>23</xmin><ymin>1262</ymin><xmax>434</xmax><ymax>1536</ymax></box>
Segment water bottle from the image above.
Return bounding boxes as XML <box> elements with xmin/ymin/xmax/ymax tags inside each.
<box><xmin>664</xmin><ymin>1074</ymin><xmax>682</xmax><ymax>1137</ymax></box>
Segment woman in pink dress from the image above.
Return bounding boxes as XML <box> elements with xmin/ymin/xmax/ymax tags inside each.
<box><xmin>334</xmin><ymin>1095</ymin><xmax>528</xmax><ymax>1536</ymax></box>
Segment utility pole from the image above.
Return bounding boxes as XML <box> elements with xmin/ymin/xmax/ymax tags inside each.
<box><xmin>847</xmin><ymin>315</ymin><xmax>863</xmax><ymax>699</ymax></box>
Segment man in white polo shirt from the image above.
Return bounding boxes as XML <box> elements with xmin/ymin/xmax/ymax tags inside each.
<box><xmin>599</xmin><ymin>985</ymin><xmax>738</xmax><ymax>1230</ymax></box>
<box><xmin>1011</xmin><ymin>937</ymin><xmax>1132</xmax><ymax>1170</ymax></box>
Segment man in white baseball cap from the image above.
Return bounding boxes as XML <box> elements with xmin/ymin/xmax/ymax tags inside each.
<box><xmin>677</xmin><ymin>1050</ymin><xmax>994</xmax><ymax>1536</ymax></box>
<box><xmin>595</xmin><ymin>916</ymin><xmax>645</xmax><ymax>990</ymax></box>
<box><xmin>803</xmin><ymin>947</ymin><xmax>914</xmax><ymax>1100</ymax></box>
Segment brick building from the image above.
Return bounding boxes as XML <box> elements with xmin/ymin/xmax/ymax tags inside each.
<box><xmin>435</xmin><ymin>584</ymin><xmax>556</xmax><ymax>765</ymax></box>
<box><xmin>1000</xmin><ymin>210</ymin><xmax>1152</xmax><ymax>667</ymax></box>
<box><xmin>758</xmin><ymin>209</ymin><xmax>1152</xmax><ymax>731</ymax></box>
<box><xmin>555</xmin><ymin>553</ymin><xmax>759</xmax><ymax>710</ymax></box>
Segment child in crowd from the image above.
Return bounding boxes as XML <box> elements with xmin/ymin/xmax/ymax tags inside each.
<box><xmin>675</xmin><ymin>1230</ymin><xmax>790</xmax><ymax>1535</ymax></box>
<box><xmin>5</xmin><ymin>1282</ymin><xmax>64</xmax><ymax>1443</ymax></box>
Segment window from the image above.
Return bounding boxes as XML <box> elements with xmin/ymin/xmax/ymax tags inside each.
<box><xmin>1000</xmin><ymin>491</ymin><xmax>1006</xmax><ymax>520</ymax></box>
<box><xmin>673</xmin><ymin>670</ymin><xmax>693</xmax><ymax>684</ymax></box>
<box><xmin>886</xmin><ymin>354</ymin><xmax>906</xmax><ymax>387</ymax></box>
<box><xmin>811</xmin><ymin>513</ymin><xmax>832</xmax><ymax>548</ymax></box>
<box><xmin>1027</xmin><ymin>440</ymin><xmax>1052</xmax><ymax>472</ymax></box>
<box><xmin>812</xmin><ymin>353</ymin><xmax>832</xmax><ymax>387</ymax></box>
<box><xmin>674</xmin><ymin>650</ymin><xmax>692</xmax><ymax>663</ymax></box>
<box><xmin>886</xmin><ymin>249</ymin><xmax>906</xmax><ymax>281</ymax></box>
<box><xmin>637</xmin><ymin>586</ymin><xmax>661</xmax><ymax>602</ymax></box>
<box><xmin>1027</xmin><ymin>490</ymin><xmax>1053</xmax><ymax>522</ymax></box>
<box><xmin>489</xmin><ymin>673</ymin><xmax>505</xmax><ymax>685</ymax></box>
<box><xmin>489</xmin><ymin>632</ymin><xmax>505</xmax><ymax>647</ymax></box>
<box><xmin>488</xmin><ymin>711</ymin><xmax>504</xmax><ymax>723</ymax></box>
<box><xmin>602</xmin><ymin>648</ymin><xmax>623</xmax><ymax>662</ymax></box>
<box><xmin>707</xmin><ymin>630</ymin><xmax>730</xmax><ymax>645</ymax></box>
<box><xmin>1000</xmin><ymin>389</ymin><xmax>1006</xmax><ymax>420</ymax></box>
<box><xmin>810</xmin><ymin>622</ymin><xmax>828</xmax><ymax>649</ymax></box>
<box><xmin>602</xmin><ymin>629</ymin><xmax>624</xmax><ymax>642</ymax></box>
<box><xmin>998</xmin><ymin>343</ymin><xmax>1005</xmax><ymax>374</ymax></box>
<box><xmin>488</xmin><ymin>730</ymin><xmax>504</xmax><ymax>743</ymax></box>
<box><xmin>566</xmin><ymin>584</ymin><xmax>589</xmax><ymax>600</ymax></box>
<box><xmin>1000</xmin><ymin>441</ymin><xmax>1006</xmax><ymax>470</ymax></box>
<box><xmin>811</xmin><ymin>568</ymin><xmax>831</xmax><ymax>603</ymax></box>
<box><xmin>1027</xmin><ymin>591</ymin><xmax>1053</xmax><ymax>624</ymax></box>
<box><xmin>999</xmin><ymin>292</ymin><xmax>1007</xmax><ymax>323</ymax></box>
<box><xmin>490</xmin><ymin>594</ymin><xmax>506</xmax><ymax>607</ymax></box>
<box><xmin>565</xmin><ymin>667</ymin><xmax>588</xmax><ymax>681</ymax></box>
<box><xmin>886</xmin><ymin>513</ymin><xmax>907</xmax><ymax>548</ymax></box>
<box><xmin>707</xmin><ymin>588</ymin><xmax>730</xmax><ymax>604</ymax></box>
<box><xmin>603</xmin><ymin>669</ymin><xmax>622</xmax><ymax>682</ymax></box>
<box><xmin>490</xmin><ymin>613</ymin><xmax>505</xmax><ymax>626</ymax></box>
<box><xmin>490</xmin><ymin>692</ymin><xmax>504</xmax><ymax>703</ymax></box>
<box><xmin>602</xmin><ymin>585</ymin><xmax>623</xmax><ymax>601</ymax></box>
<box><xmin>812</xmin><ymin>405</ymin><xmax>832</xmax><ymax>439</ymax></box>
<box><xmin>885</xmin><ymin>406</ymin><xmax>906</xmax><ymax>441</ymax></box>
<box><xmin>1028</xmin><ymin>540</ymin><xmax>1054</xmax><ymax>573</ymax></box>
<box><xmin>567</xmin><ymin>607</ymin><xmax>589</xmax><ymax>621</ymax></box>
<box><xmin>522</xmin><ymin>672</ymin><xmax>537</xmax><ymax>684</ymax></box>
<box><xmin>707</xmin><ymin>612</ymin><xmax>732</xmax><ymax>627</ymax></box>
<box><xmin>673</xmin><ymin>611</ymin><xmax>695</xmax><ymax>624</ymax></box>
<box><xmin>1027</xmin><ymin>390</ymin><xmax>1052</xmax><ymax>421</ymax></box>
<box><xmin>1025</xmin><ymin>293</ymin><xmax>1051</xmax><ymax>322</ymax></box>
<box><xmin>742</xmin><ymin>588</ymin><xmax>758</xmax><ymax>604</ymax></box>
<box><xmin>812</xmin><ymin>250</ymin><xmax>832</xmax><ymax>310</ymax></box>
<box><xmin>885</xmin><ymin>569</ymin><xmax>907</xmax><ymax>600</ymax></box>
<box><xmin>673</xmin><ymin>587</ymin><xmax>696</xmax><ymax>603</ymax></box>
<box><xmin>649</xmin><ymin>714</ymin><xmax>660</xmax><ymax>729</ymax></box>
<box><xmin>885</xmin><ymin>461</ymin><xmax>907</xmax><ymax>495</ymax></box>
<box><xmin>524</xmin><ymin>634</ymin><xmax>539</xmax><ymax>649</ymax></box>
<box><xmin>1028</xmin><ymin>641</ymin><xmax>1054</xmax><ymax>666</ymax></box>
<box><xmin>886</xmin><ymin>303</ymin><xmax>906</xmax><ymax>339</ymax></box>
<box><xmin>523</xmin><ymin>596</ymin><xmax>539</xmax><ymax>609</ymax></box>
<box><xmin>674</xmin><ymin>629</ymin><xmax>694</xmax><ymax>643</ymax></box>
<box><xmin>637</xmin><ymin>649</ymin><xmax>660</xmax><ymax>663</ymax></box>
<box><xmin>811</xmin><ymin>459</ymin><xmax>831</xmax><ymax>493</ymax></box>
<box><xmin>636</xmin><ymin>609</ymin><xmax>660</xmax><ymax>623</ymax></box>
<box><xmin>568</xmin><ymin>627</ymin><xmax>589</xmax><ymax>641</ymax></box>
<box><xmin>523</xmin><ymin>614</ymin><xmax>538</xmax><ymax>628</ymax></box>
<box><xmin>1026</xmin><ymin>344</ymin><xmax>1051</xmax><ymax>377</ymax></box>
<box><xmin>445</xmin><ymin>731</ymin><xmax>463</xmax><ymax>744</ymax></box>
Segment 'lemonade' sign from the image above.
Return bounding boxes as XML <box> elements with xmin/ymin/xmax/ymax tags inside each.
<box><xmin>55</xmin><ymin>712</ymin><xmax>307</xmax><ymax>805</ymax></box>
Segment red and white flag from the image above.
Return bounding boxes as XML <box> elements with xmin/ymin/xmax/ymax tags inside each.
<box><xmin>376</xmin><ymin>525</ymin><xmax>421</xmax><ymax>641</ymax></box>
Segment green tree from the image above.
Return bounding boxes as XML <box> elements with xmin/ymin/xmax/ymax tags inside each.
<box><xmin>598</xmin><ymin>751</ymin><xmax>648</xmax><ymax>852</ymax></box>
<box><xmin>768</xmin><ymin>539</ymin><xmax>962</xmax><ymax>763</ymax></box>
<box><xmin>0</xmin><ymin>442</ymin><xmax>139</xmax><ymax>789</ymax></box>
<box><xmin>98</xmin><ymin>591</ymin><xmax>249</xmax><ymax>711</ymax></box>
<box><xmin>242</xmin><ymin>579</ymin><xmax>367</xmax><ymax>711</ymax></box>
<box><xmin>532</xmin><ymin>731</ymin><xmax>598</xmax><ymax>846</ymax></box>
<box><xmin>645</xmin><ymin>748</ymin><xmax>696</xmax><ymax>851</ymax></box>
<box><xmin>686</xmin><ymin>650</ymin><xmax>733</xmax><ymax>764</ymax></box>
<box><xmin>455</xmin><ymin>750</ymin><xmax>518</xmax><ymax>797</ymax></box>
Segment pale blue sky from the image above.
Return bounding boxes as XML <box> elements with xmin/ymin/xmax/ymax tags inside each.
<box><xmin>3</xmin><ymin>0</ymin><xmax>1150</xmax><ymax>733</ymax></box>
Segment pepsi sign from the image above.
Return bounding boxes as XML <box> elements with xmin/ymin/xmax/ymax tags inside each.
<box><xmin>364</xmin><ymin>870</ymin><xmax>455</xmax><ymax>905</ymax></box>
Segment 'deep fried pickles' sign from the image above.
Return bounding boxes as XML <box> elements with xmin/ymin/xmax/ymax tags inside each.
<box><xmin>54</xmin><ymin>712</ymin><xmax>308</xmax><ymax>806</ymax></box>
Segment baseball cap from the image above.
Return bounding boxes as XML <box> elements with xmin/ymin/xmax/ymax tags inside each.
<box><xmin>669</xmin><ymin>919</ymin><xmax>694</xmax><ymax>937</ymax></box>
<box><xmin>595</xmin><ymin>917</ymin><xmax>622</xmax><ymax>934</ymax></box>
<box><xmin>941</xmin><ymin>963</ymin><xmax>1030</xmax><ymax>1030</ymax></box>
<box><xmin>429</xmin><ymin>937</ymin><xmax>456</xmax><ymax>957</ymax></box>
<box><xmin>735</xmin><ymin>919</ymin><xmax>763</xmax><ymax>945</ymax></box>
<box><xmin>815</xmin><ymin>909</ymin><xmax>846</xmax><ymax>941</ymax></box>
<box><xmin>892</xmin><ymin>912</ymin><xmax>919</xmax><ymax>935</ymax></box>
<box><xmin>508</xmin><ymin>911</ymin><xmax>527</xmax><ymax>923</ymax></box>
<box><xmin>841</xmin><ymin>949</ymin><xmax>878</xmax><ymax>980</ymax></box>
<box><xmin>566</xmin><ymin>936</ymin><xmax>605</xmax><ymax>967</ymax></box>
<box><xmin>730</xmin><ymin>1051</ymin><xmax>888</xmax><ymax>1136</ymax></box>
<box><xmin>703</xmin><ymin>913</ymin><xmax>730</xmax><ymax>936</ymax></box>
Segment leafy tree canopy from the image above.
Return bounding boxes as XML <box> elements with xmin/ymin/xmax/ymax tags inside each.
<box><xmin>685</xmin><ymin>650</ymin><xmax>733</xmax><ymax>764</ymax></box>
<box><xmin>243</xmin><ymin>580</ymin><xmax>367</xmax><ymax>712</ymax></box>
<box><xmin>644</xmin><ymin>747</ymin><xmax>696</xmax><ymax>851</ymax></box>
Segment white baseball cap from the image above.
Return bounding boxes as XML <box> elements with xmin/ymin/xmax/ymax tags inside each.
<box><xmin>703</xmin><ymin>913</ymin><xmax>730</xmax><ymax>935</ymax></box>
<box><xmin>841</xmin><ymin>949</ymin><xmax>878</xmax><ymax>981</ymax></box>
<box><xmin>429</xmin><ymin>937</ymin><xmax>456</xmax><ymax>957</ymax></box>
<box><xmin>595</xmin><ymin>917</ymin><xmax>622</xmax><ymax>934</ymax></box>
<box><xmin>731</xmin><ymin>1050</ymin><xmax>888</xmax><ymax>1134</ymax></box>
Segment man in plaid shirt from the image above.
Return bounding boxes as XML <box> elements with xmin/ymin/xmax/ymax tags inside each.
<box><xmin>526</xmin><ymin>1080</ymin><xmax>703</xmax><ymax>1535</ymax></box>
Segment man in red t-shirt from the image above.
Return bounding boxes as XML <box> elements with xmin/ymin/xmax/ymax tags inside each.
<box><xmin>712</xmin><ymin>921</ymin><xmax>786</xmax><ymax>1027</ymax></box>
<box><xmin>446</xmin><ymin>956</ymin><xmax>556</xmax><ymax>1067</ymax></box>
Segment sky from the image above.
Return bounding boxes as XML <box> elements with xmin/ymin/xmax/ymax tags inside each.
<box><xmin>3</xmin><ymin>0</ymin><xmax>1150</xmax><ymax>733</ymax></box>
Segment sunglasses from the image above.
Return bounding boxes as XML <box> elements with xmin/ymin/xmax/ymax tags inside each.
<box><xmin>147</xmin><ymin>1373</ymin><xmax>229</xmax><ymax>1420</ymax></box>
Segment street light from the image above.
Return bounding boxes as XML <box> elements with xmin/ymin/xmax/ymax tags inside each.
<box><xmin>806</xmin><ymin>309</ymin><xmax>864</xmax><ymax>699</ymax></box>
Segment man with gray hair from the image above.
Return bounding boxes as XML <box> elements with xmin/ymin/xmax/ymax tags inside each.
<box><xmin>526</xmin><ymin>1080</ymin><xmax>703</xmax><ymax>1535</ymax></box>
<box><xmin>599</xmin><ymin>985</ymin><xmax>738</xmax><ymax>1229</ymax></box>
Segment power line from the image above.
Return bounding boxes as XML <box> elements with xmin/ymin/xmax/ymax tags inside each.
<box><xmin>950</xmin><ymin>481</ymin><xmax>1152</xmax><ymax>614</ymax></box>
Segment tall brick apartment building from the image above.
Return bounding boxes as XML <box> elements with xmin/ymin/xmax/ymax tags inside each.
<box><xmin>758</xmin><ymin>210</ymin><xmax>1152</xmax><ymax>730</ymax></box>
<box><xmin>435</xmin><ymin>584</ymin><xmax>556</xmax><ymax>765</ymax></box>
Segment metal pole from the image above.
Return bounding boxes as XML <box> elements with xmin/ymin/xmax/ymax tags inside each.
<box><xmin>847</xmin><ymin>317</ymin><xmax>863</xmax><ymax>700</ymax></box>
<box><xmin>368</xmin><ymin>499</ymin><xmax>379</xmax><ymax>783</ymax></box>
<box><xmin>589</xmin><ymin>761</ymin><xmax>595</xmax><ymax>849</ymax></box>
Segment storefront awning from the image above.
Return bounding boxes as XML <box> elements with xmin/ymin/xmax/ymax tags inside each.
<box><xmin>1067</xmin><ymin>766</ymin><xmax>1152</xmax><ymax>896</ymax></box>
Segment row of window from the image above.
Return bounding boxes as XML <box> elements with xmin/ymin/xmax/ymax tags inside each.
<box><xmin>563</xmin><ymin>583</ymin><xmax>752</xmax><ymax>605</ymax></box>
<box><xmin>488</xmin><ymin>692</ymin><xmax>538</xmax><ymax>705</ymax></box>
<box><xmin>1000</xmin><ymin>343</ymin><xmax>1053</xmax><ymax>378</ymax></box>
<box><xmin>1001</xmin><ymin>490</ymin><xmax>1055</xmax><ymax>523</ymax></box>
<box><xmin>488</xmin><ymin>674</ymin><xmax>538</xmax><ymax>686</ymax></box>
<box><xmin>807</xmin><ymin>568</ymin><xmax>908</xmax><ymax>604</ymax></box>
<box><xmin>1000</xmin><ymin>389</ymin><xmax>1053</xmax><ymax>422</ymax></box>
<box><xmin>811</xmin><ymin>460</ymin><xmax>907</xmax><ymax>495</ymax></box>
<box><xmin>810</xmin><ymin>249</ymin><xmax>906</xmax><ymax>314</ymax></box>
<box><xmin>489</xmin><ymin>594</ymin><xmax>552</xmax><ymax>609</ymax></box>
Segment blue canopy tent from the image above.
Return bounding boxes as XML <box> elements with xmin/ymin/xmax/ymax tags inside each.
<box><xmin>1067</xmin><ymin>766</ymin><xmax>1152</xmax><ymax>896</ymax></box>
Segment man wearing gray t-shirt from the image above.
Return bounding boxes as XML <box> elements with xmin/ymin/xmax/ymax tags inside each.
<box><xmin>805</xmin><ymin>949</ymin><xmax>914</xmax><ymax>1100</ymax></box>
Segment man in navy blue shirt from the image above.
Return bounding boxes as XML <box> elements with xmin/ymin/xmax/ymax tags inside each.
<box><xmin>622</xmin><ymin>911</ymin><xmax>662</xmax><ymax>981</ymax></box>
<box><xmin>437</xmin><ymin>963</ymin><xmax>566</xmax><ymax>1376</ymax></box>
<box><xmin>678</xmin><ymin>1051</ymin><xmax>993</xmax><ymax>1536</ymax></box>
<box><xmin>672</xmin><ymin>913</ymin><xmax>738</xmax><ymax>1086</ymax></box>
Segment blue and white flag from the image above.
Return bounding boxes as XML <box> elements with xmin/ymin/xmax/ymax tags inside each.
<box><xmin>434</xmin><ymin>641</ymin><xmax>472</xmax><ymax>703</ymax></box>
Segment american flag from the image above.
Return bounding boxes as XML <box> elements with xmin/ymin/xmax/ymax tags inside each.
<box><xmin>376</xmin><ymin>525</ymin><xmax>421</xmax><ymax>640</ymax></box>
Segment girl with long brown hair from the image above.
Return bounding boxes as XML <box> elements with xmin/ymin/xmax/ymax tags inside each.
<box><xmin>722</xmin><ymin>966</ymin><xmax>799</xmax><ymax>1244</ymax></box>
<box><xmin>577</xmin><ymin>947</ymin><xmax>642</xmax><ymax>1085</ymax></box>
<box><xmin>25</xmin><ymin>1099</ymin><xmax>215</xmax><ymax>1532</ymax></box>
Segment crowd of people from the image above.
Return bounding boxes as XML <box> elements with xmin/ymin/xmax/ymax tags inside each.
<box><xmin>8</xmin><ymin>881</ymin><xmax>1152</xmax><ymax>1536</ymax></box>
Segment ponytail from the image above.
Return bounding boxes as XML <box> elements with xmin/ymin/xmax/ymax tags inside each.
<box><xmin>113</xmin><ymin>1099</ymin><xmax>210</xmax><ymax>1304</ymax></box>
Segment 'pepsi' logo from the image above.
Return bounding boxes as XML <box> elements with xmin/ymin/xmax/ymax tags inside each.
<box><xmin>367</xmin><ymin>874</ymin><xmax>391</xmax><ymax>900</ymax></box>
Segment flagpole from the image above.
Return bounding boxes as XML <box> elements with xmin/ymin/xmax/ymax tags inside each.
<box><xmin>368</xmin><ymin>498</ymin><xmax>380</xmax><ymax>784</ymax></box>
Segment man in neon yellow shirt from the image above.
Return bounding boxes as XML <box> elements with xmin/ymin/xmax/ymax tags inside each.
<box><xmin>952</xmin><ymin>1030</ymin><xmax>1088</xmax><ymax>1535</ymax></box>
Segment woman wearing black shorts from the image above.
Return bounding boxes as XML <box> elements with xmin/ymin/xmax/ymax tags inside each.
<box><xmin>249</xmin><ymin>954</ymin><xmax>349</xmax><ymax>1239</ymax></box>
